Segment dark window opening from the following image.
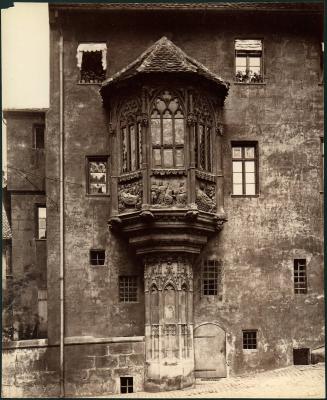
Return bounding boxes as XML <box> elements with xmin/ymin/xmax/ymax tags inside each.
<box><xmin>36</xmin><ymin>205</ymin><xmax>46</xmax><ymax>239</ymax></box>
<box><xmin>90</xmin><ymin>250</ymin><xmax>105</xmax><ymax>266</ymax></box>
<box><xmin>119</xmin><ymin>276</ymin><xmax>138</xmax><ymax>302</ymax></box>
<box><xmin>33</xmin><ymin>124</ymin><xmax>45</xmax><ymax>149</ymax></box>
<box><xmin>243</xmin><ymin>330</ymin><xmax>257</xmax><ymax>349</ymax></box>
<box><xmin>195</xmin><ymin>124</ymin><xmax>212</xmax><ymax>172</ymax></box>
<box><xmin>293</xmin><ymin>348</ymin><xmax>310</xmax><ymax>365</ymax></box>
<box><xmin>120</xmin><ymin>377</ymin><xmax>133</xmax><ymax>393</ymax></box>
<box><xmin>87</xmin><ymin>156</ymin><xmax>108</xmax><ymax>195</ymax></box>
<box><xmin>235</xmin><ymin>39</ymin><xmax>263</xmax><ymax>83</ymax></box>
<box><xmin>202</xmin><ymin>260</ymin><xmax>222</xmax><ymax>296</ymax></box>
<box><xmin>294</xmin><ymin>259</ymin><xmax>307</xmax><ymax>294</ymax></box>
<box><xmin>80</xmin><ymin>51</ymin><xmax>106</xmax><ymax>83</ymax></box>
<box><xmin>232</xmin><ymin>143</ymin><xmax>258</xmax><ymax>196</ymax></box>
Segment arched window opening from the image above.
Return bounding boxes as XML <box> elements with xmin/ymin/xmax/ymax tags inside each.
<box><xmin>164</xmin><ymin>283</ymin><xmax>176</xmax><ymax>322</ymax></box>
<box><xmin>122</xmin><ymin>121</ymin><xmax>142</xmax><ymax>173</ymax></box>
<box><xmin>195</xmin><ymin>124</ymin><xmax>212</xmax><ymax>172</ymax></box>
<box><xmin>151</xmin><ymin>92</ymin><xmax>185</xmax><ymax>168</ymax></box>
<box><xmin>180</xmin><ymin>283</ymin><xmax>188</xmax><ymax>323</ymax></box>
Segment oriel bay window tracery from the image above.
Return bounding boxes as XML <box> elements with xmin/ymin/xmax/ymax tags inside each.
<box><xmin>150</xmin><ymin>92</ymin><xmax>185</xmax><ymax>168</ymax></box>
<box><xmin>121</xmin><ymin>121</ymin><xmax>142</xmax><ymax>173</ymax></box>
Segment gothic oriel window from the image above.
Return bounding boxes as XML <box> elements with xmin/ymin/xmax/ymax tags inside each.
<box><xmin>150</xmin><ymin>92</ymin><xmax>185</xmax><ymax>168</ymax></box>
<box><xmin>122</xmin><ymin>122</ymin><xmax>142</xmax><ymax>173</ymax></box>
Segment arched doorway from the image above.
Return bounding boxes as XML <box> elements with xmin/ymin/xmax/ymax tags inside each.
<box><xmin>194</xmin><ymin>323</ymin><xmax>227</xmax><ymax>378</ymax></box>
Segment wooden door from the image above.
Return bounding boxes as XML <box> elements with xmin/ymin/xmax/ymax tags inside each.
<box><xmin>194</xmin><ymin>323</ymin><xmax>227</xmax><ymax>378</ymax></box>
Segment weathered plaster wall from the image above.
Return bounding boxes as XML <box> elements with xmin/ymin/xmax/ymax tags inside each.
<box><xmin>44</xmin><ymin>7</ymin><xmax>324</xmax><ymax>377</ymax></box>
<box><xmin>1</xmin><ymin>339</ymin><xmax>145</xmax><ymax>397</ymax></box>
<box><xmin>5</xmin><ymin>111</ymin><xmax>46</xmax><ymax>192</ymax></box>
<box><xmin>8</xmin><ymin>194</ymin><xmax>47</xmax><ymax>339</ymax></box>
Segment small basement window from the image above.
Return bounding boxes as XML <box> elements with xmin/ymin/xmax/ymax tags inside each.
<box><xmin>77</xmin><ymin>43</ymin><xmax>107</xmax><ymax>83</ymax></box>
<box><xmin>120</xmin><ymin>377</ymin><xmax>133</xmax><ymax>393</ymax></box>
<box><xmin>90</xmin><ymin>250</ymin><xmax>105</xmax><ymax>266</ymax></box>
<box><xmin>33</xmin><ymin>124</ymin><xmax>45</xmax><ymax>149</ymax></box>
<box><xmin>243</xmin><ymin>330</ymin><xmax>257</xmax><ymax>349</ymax></box>
<box><xmin>293</xmin><ymin>348</ymin><xmax>310</xmax><ymax>365</ymax></box>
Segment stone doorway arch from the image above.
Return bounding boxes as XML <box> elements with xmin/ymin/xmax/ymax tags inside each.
<box><xmin>194</xmin><ymin>323</ymin><xmax>227</xmax><ymax>378</ymax></box>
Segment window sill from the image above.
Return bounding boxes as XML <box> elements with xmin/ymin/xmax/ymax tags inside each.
<box><xmin>243</xmin><ymin>349</ymin><xmax>258</xmax><ymax>353</ymax></box>
<box><xmin>234</xmin><ymin>82</ymin><xmax>266</xmax><ymax>86</ymax></box>
<box><xmin>86</xmin><ymin>194</ymin><xmax>110</xmax><ymax>198</ymax></box>
<box><xmin>35</xmin><ymin>238</ymin><xmax>47</xmax><ymax>241</ymax></box>
<box><xmin>231</xmin><ymin>194</ymin><xmax>260</xmax><ymax>198</ymax></box>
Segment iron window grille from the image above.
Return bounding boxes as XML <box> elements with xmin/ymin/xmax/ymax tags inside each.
<box><xmin>119</xmin><ymin>276</ymin><xmax>138</xmax><ymax>302</ymax></box>
<box><xmin>243</xmin><ymin>330</ymin><xmax>257</xmax><ymax>349</ymax></box>
<box><xmin>36</xmin><ymin>205</ymin><xmax>46</xmax><ymax>240</ymax></box>
<box><xmin>90</xmin><ymin>250</ymin><xmax>105</xmax><ymax>266</ymax></box>
<box><xmin>33</xmin><ymin>124</ymin><xmax>45</xmax><ymax>149</ymax></box>
<box><xmin>232</xmin><ymin>142</ymin><xmax>258</xmax><ymax>196</ymax></box>
<box><xmin>202</xmin><ymin>260</ymin><xmax>222</xmax><ymax>296</ymax></box>
<box><xmin>235</xmin><ymin>39</ymin><xmax>263</xmax><ymax>83</ymax></box>
<box><xmin>294</xmin><ymin>259</ymin><xmax>307</xmax><ymax>294</ymax></box>
<box><xmin>120</xmin><ymin>377</ymin><xmax>133</xmax><ymax>393</ymax></box>
<box><xmin>86</xmin><ymin>156</ymin><xmax>109</xmax><ymax>195</ymax></box>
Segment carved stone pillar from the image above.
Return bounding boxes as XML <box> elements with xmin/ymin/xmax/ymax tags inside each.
<box><xmin>144</xmin><ymin>254</ymin><xmax>194</xmax><ymax>392</ymax></box>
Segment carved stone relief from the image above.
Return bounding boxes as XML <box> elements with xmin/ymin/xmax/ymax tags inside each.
<box><xmin>151</xmin><ymin>177</ymin><xmax>187</xmax><ymax>208</ymax></box>
<box><xmin>118</xmin><ymin>179</ymin><xmax>142</xmax><ymax>213</ymax></box>
<box><xmin>196</xmin><ymin>180</ymin><xmax>216</xmax><ymax>213</ymax></box>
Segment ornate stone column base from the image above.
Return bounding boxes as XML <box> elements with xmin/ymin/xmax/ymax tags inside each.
<box><xmin>143</xmin><ymin>255</ymin><xmax>195</xmax><ymax>392</ymax></box>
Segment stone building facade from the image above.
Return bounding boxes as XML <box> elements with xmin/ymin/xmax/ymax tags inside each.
<box><xmin>2</xmin><ymin>2</ymin><xmax>324</xmax><ymax>397</ymax></box>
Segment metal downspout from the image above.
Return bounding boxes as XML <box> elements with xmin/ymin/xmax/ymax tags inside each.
<box><xmin>59</xmin><ymin>33</ymin><xmax>65</xmax><ymax>398</ymax></box>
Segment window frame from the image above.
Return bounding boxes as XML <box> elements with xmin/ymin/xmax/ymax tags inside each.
<box><xmin>89</xmin><ymin>249</ymin><xmax>106</xmax><ymax>266</ymax></box>
<box><xmin>231</xmin><ymin>141</ymin><xmax>259</xmax><ymax>197</ymax></box>
<box><xmin>242</xmin><ymin>330</ymin><xmax>258</xmax><ymax>350</ymax></box>
<box><xmin>201</xmin><ymin>259</ymin><xmax>222</xmax><ymax>298</ymax></box>
<box><xmin>32</xmin><ymin>124</ymin><xmax>45</xmax><ymax>150</ymax></box>
<box><xmin>294</xmin><ymin>259</ymin><xmax>308</xmax><ymax>294</ymax></box>
<box><xmin>35</xmin><ymin>204</ymin><xmax>47</xmax><ymax>240</ymax></box>
<box><xmin>150</xmin><ymin>93</ymin><xmax>185</xmax><ymax>169</ymax></box>
<box><xmin>119</xmin><ymin>276</ymin><xmax>138</xmax><ymax>303</ymax></box>
<box><xmin>121</xmin><ymin>122</ymin><xmax>142</xmax><ymax>173</ymax></box>
<box><xmin>86</xmin><ymin>156</ymin><xmax>109</xmax><ymax>196</ymax></box>
<box><xmin>234</xmin><ymin>38</ymin><xmax>264</xmax><ymax>84</ymax></box>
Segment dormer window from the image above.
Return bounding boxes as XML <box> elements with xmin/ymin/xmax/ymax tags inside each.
<box><xmin>77</xmin><ymin>43</ymin><xmax>107</xmax><ymax>83</ymax></box>
<box><xmin>150</xmin><ymin>92</ymin><xmax>185</xmax><ymax>168</ymax></box>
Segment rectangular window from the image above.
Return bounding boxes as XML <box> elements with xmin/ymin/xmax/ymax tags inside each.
<box><xmin>87</xmin><ymin>156</ymin><xmax>108</xmax><ymax>195</ymax></box>
<box><xmin>232</xmin><ymin>143</ymin><xmax>258</xmax><ymax>196</ymax></box>
<box><xmin>235</xmin><ymin>39</ymin><xmax>263</xmax><ymax>83</ymax></box>
<box><xmin>122</xmin><ymin>123</ymin><xmax>142</xmax><ymax>173</ymax></box>
<box><xmin>243</xmin><ymin>330</ymin><xmax>257</xmax><ymax>349</ymax></box>
<box><xmin>119</xmin><ymin>276</ymin><xmax>138</xmax><ymax>302</ymax></box>
<box><xmin>120</xmin><ymin>377</ymin><xmax>133</xmax><ymax>393</ymax></box>
<box><xmin>90</xmin><ymin>249</ymin><xmax>105</xmax><ymax>266</ymax></box>
<box><xmin>33</xmin><ymin>124</ymin><xmax>45</xmax><ymax>149</ymax></box>
<box><xmin>202</xmin><ymin>260</ymin><xmax>222</xmax><ymax>296</ymax></box>
<box><xmin>294</xmin><ymin>259</ymin><xmax>307</xmax><ymax>294</ymax></box>
<box><xmin>77</xmin><ymin>43</ymin><xmax>107</xmax><ymax>83</ymax></box>
<box><xmin>37</xmin><ymin>206</ymin><xmax>46</xmax><ymax>239</ymax></box>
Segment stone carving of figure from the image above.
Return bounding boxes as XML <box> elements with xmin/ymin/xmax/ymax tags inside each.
<box><xmin>196</xmin><ymin>182</ymin><xmax>216</xmax><ymax>212</ymax></box>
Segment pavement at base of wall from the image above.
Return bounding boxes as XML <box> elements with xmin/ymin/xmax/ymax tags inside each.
<box><xmin>91</xmin><ymin>363</ymin><xmax>325</xmax><ymax>398</ymax></box>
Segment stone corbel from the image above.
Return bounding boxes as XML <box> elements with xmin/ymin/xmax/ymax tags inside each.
<box><xmin>137</xmin><ymin>113</ymin><xmax>149</xmax><ymax>127</ymax></box>
<box><xmin>140</xmin><ymin>210</ymin><xmax>154</xmax><ymax>222</ymax></box>
<box><xmin>108</xmin><ymin>216</ymin><xmax>122</xmax><ymax>231</ymax></box>
<box><xmin>213</xmin><ymin>215</ymin><xmax>227</xmax><ymax>231</ymax></box>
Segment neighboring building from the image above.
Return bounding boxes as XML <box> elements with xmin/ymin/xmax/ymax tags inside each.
<box><xmin>2</xmin><ymin>2</ymin><xmax>324</xmax><ymax>397</ymax></box>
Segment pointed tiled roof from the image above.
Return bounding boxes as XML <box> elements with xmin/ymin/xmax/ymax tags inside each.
<box><xmin>101</xmin><ymin>37</ymin><xmax>229</xmax><ymax>96</ymax></box>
